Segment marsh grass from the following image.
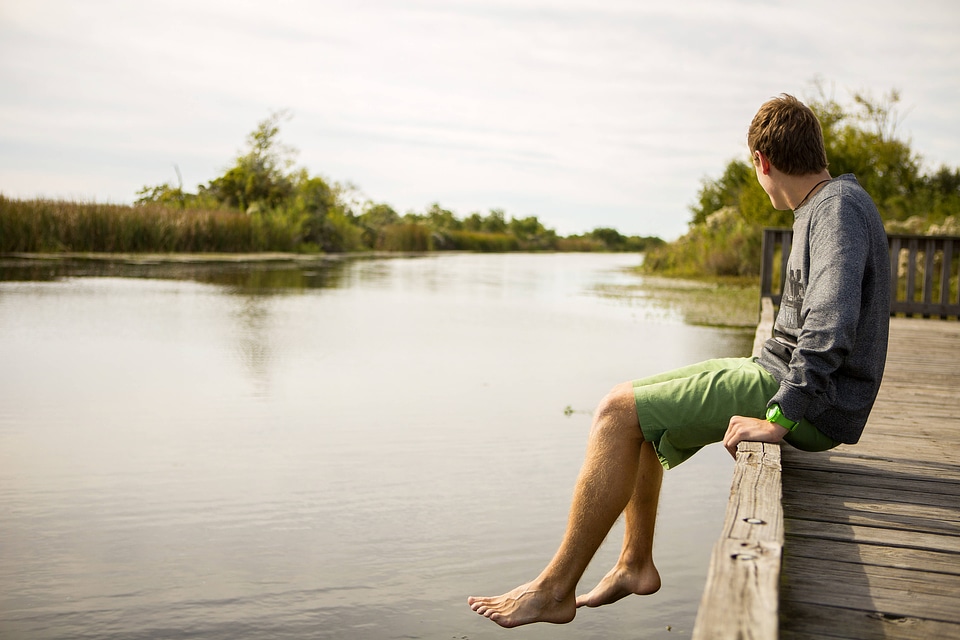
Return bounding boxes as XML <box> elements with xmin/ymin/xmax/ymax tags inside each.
<box><xmin>376</xmin><ymin>223</ymin><xmax>434</xmax><ymax>251</ymax></box>
<box><xmin>640</xmin><ymin>208</ymin><xmax>764</xmax><ymax>279</ymax></box>
<box><xmin>597</xmin><ymin>273</ymin><xmax>761</xmax><ymax>328</ymax></box>
<box><xmin>2</xmin><ymin>196</ymin><xmax>660</xmax><ymax>256</ymax></box>
<box><xmin>443</xmin><ymin>230</ymin><xmax>520</xmax><ymax>252</ymax></box>
<box><xmin>0</xmin><ymin>196</ymin><xmax>304</xmax><ymax>254</ymax></box>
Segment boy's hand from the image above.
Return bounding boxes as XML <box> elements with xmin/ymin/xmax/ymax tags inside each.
<box><xmin>723</xmin><ymin>416</ymin><xmax>789</xmax><ymax>459</ymax></box>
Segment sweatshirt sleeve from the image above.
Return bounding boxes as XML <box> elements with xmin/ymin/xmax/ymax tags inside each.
<box><xmin>769</xmin><ymin>192</ymin><xmax>869</xmax><ymax>422</ymax></box>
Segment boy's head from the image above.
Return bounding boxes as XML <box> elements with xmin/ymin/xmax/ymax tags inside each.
<box><xmin>747</xmin><ymin>94</ymin><xmax>828</xmax><ymax>175</ymax></box>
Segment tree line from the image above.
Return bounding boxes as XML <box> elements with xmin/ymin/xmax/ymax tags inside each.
<box><xmin>131</xmin><ymin>111</ymin><xmax>661</xmax><ymax>254</ymax></box>
<box><xmin>643</xmin><ymin>84</ymin><xmax>960</xmax><ymax>278</ymax></box>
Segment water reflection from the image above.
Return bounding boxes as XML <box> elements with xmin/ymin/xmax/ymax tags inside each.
<box><xmin>232</xmin><ymin>296</ymin><xmax>274</xmax><ymax>396</ymax></box>
<box><xmin>0</xmin><ymin>253</ymin><xmax>753</xmax><ymax>640</ymax></box>
<box><xmin>0</xmin><ymin>255</ymin><xmax>355</xmax><ymax>294</ymax></box>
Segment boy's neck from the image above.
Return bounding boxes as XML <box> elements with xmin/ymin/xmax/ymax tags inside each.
<box><xmin>785</xmin><ymin>171</ymin><xmax>833</xmax><ymax>210</ymax></box>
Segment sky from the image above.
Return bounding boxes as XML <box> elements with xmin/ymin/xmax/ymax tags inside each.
<box><xmin>1</xmin><ymin>0</ymin><xmax>958</xmax><ymax>240</ymax></box>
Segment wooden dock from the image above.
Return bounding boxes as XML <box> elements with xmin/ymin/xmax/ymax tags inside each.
<box><xmin>693</xmin><ymin>231</ymin><xmax>960</xmax><ymax>639</ymax></box>
<box><xmin>778</xmin><ymin>317</ymin><xmax>960</xmax><ymax>639</ymax></box>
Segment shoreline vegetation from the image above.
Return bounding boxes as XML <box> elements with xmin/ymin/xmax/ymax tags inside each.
<box><xmin>0</xmin><ymin>195</ymin><xmax>663</xmax><ymax>256</ymax></box>
<box><xmin>640</xmin><ymin>85</ymin><xmax>960</xmax><ymax>280</ymax></box>
<box><xmin>2</xmin><ymin>84</ymin><xmax>958</xmax><ymax>298</ymax></box>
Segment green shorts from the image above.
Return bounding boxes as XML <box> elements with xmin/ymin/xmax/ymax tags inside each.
<box><xmin>634</xmin><ymin>357</ymin><xmax>840</xmax><ymax>469</ymax></box>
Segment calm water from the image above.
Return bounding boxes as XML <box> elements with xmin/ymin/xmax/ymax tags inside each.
<box><xmin>0</xmin><ymin>253</ymin><xmax>753</xmax><ymax>640</ymax></box>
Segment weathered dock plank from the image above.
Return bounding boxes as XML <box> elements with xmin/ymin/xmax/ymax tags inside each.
<box><xmin>783</xmin><ymin>559</ymin><xmax>960</xmax><ymax>619</ymax></box>
<box><xmin>779</xmin><ymin>316</ymin><xmax>960</xmax><ymax>638</ymax></box>
<box><xmin>692</xmin><ymin>298</ymin><xmax>783</xmax><ymax>640</ymax></box>
<box><xmin>692</xmin><ymin>441</ymin><xmax>784</xmax><ymax>640</ymax></box>
<box><xmin>780</xmin><ymin>600</ymin><xmax>960</xmax><ymax>640</ymax></box>
<box><xmin>784</xmin><ymin>519</ymin><xmax>960</xmax><ymax>554</ymax></box>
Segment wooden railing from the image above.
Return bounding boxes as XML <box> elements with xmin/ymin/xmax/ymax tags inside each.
<box><xmin>758</xmin><ymin>228</ymin><xmax>793</xmax><ymax>309</ymax></box>
<box><xmin>759</xmin><ymin>228</ymin><xmax>960</xmax><ymax>319</ymax></box>
<box><xmin>888</xmin><ymin>234</ymin><xmax>960</xmax><ymax>317</ymax></box>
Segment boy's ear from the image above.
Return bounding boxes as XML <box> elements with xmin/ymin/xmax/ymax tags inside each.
<box><xmin>754</xmin><ymin>151</ymin><xmax>772</xmax><ymax>175</ymax></box>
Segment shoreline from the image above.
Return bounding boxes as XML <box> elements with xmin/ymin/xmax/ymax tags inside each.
<box><xmin>0</xmin><ymin>251</ymin><xmax>429</xmax><ymax>264</ymax></box>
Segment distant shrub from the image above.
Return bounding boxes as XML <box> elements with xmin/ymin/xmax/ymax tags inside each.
<box><xmin>555</xmin><ymin>237</ymin><xmax>605</xmax><ymax>252</ymax></box>
<box><xmin>377</xmin><ymin>223</ymin><xmax>433</xmax><ymax>252</ymax></box>
<box><xmin>442</xmin><ymin>230</ymin><xmax>520</xmax><ymax>252</ymax></box>
<box><xmin>642</xmin><ymin>208</ymin><xmax>763</xmax><ymax>278</ymax></box>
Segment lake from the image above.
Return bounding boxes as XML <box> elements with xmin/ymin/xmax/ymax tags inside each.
<box><xmin>0</xmin><ymin>253</ymin><xmax>754</xmax><ymax>639</ymax></box>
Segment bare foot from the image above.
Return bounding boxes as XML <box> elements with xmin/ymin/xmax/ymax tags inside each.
<box><xmin>467</xmin><ymin>582</ymin><xmax>577</xmax><ymax>628</ymax></box>
<box><xmin>575</xmin><ymin>561</ymin><xmax>661</xmax><ymax>608</ymax></box>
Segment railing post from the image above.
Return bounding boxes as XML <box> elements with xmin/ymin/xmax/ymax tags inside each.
<box><xmin>889</xmin><ymin>235</ymin><xmax>902</xmax><ymax>309</ymax></box>
<box><xmin>940</xmin><ymin>239</ymin><xmax>954</xmax><ymax>308</ymax></box>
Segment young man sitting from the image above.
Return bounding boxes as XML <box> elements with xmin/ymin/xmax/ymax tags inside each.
<box><xmin>467</xmin><ymin>94</ymin><xmax>891</xmax><ymax>628</ymax></box>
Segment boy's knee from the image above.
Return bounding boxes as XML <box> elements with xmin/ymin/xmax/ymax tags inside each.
<box><xmin>593</xmin><ymin>382</ymin><xmax>640</xmax><ymax>430</ymax></box>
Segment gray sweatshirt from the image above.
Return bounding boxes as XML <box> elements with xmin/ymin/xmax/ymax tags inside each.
<box><xmin>757</xmin><ymin>174</ymin><xmax>890</xmax><ymax>444</ymax></box>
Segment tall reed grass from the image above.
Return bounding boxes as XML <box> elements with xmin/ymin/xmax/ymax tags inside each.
<box><xmin>1</xmin><ymin>196</ymin><xmax>660</xmax><ymax>256</ymax></box>
<box><xmin>442</xmin><ymin>230</ymin><xmax>520</xmax><ymax>252</ymax></box>
<box><xmin>375</xmin><ymin>223</ymin><xmax>434</xmax><ymax>252</ymax></box>
<box><xmin>0</xmin><ymin>197</ymin><xmax>302</xmax><ymax>253</ymax></box>
<box><xmin>641</xmin><ymin>207</ymin><xmax>763</xmax><ymax>278</ymax></box>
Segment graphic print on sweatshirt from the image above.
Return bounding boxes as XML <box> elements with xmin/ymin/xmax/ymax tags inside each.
<box><xmin>779</xmin><ymin>268</ymin><xmax>805</xmax><ymax>330</ymax></box>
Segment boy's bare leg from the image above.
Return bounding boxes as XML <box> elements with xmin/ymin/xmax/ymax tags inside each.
<box><xmin>576</xmin><ymin>440</ymin><xmax>663</xmax><ymax>608</ymax></box>
<box><xmin>467</xmin><ymin>382</ymin><xmax>644</xmax><ymax>628</ymax></box>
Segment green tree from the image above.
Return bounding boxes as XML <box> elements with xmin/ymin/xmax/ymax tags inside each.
<box><xmin>918</xmin><ymin>166</ymin><xmax>960</xmax><ymax>224</ymax></box>
<box><xmin>691</xmin><ymin>161</ymin><xmax>754</xmax><ymax>225</ymax></box>
<box><xmin>509</xmin><ymin>215</ymin><xmax>557</xmax><ymax>250</ymax></box>
<box><xmin>358</xmin><ymin>202</ymin><xmax>400</xmax><ymax>248</ymax></box>
<box><xmin>587</xmin><ymin>227</ymin><xmax>625</xmax><ymax>250</ymax></box>
<box><xmin>425</xmin><ymin>203</ymin><xmax>462</xmax><ymax>231</ymax></box>
<box><xmin>482</xmin><ymin>209</ymin><xmax>508</xmax><ymax>234</ymax></box>
<box><xmin>292</xmin><ymin>171</ymin><xmax>335</xmax><ymax>215</ymax></box>
<box><xmin>650</xmin><ymin>84</ymin><xmax>960</xmax><ymax>279</ymax></box>
<box><xmin>287</xmin><ymin>170</ymin><xmax>336</xmax><ymax>248</ymax></box>
<box><xmin>134</xmin><ymin>182</ymin><xmax>185</xmax><ymax>208</ymax></box>
<box><xmin>463</xmin><ymin>212</ymin><xmax>484</xmax><ymax>231</ymax></box>
<box><xmin>508</xmin><ymin>215</ymin><xmax>545</xmax><ymax>240</ymax></box>
<box><xmin>203</xmin><ymin>111</ymin><xmax>296</xmax><ymax>213</ymax></box>
<box><xmin>812</xmin><ymin>87</ymin><xmax>921</xmax><ymax>221</ymax></box>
